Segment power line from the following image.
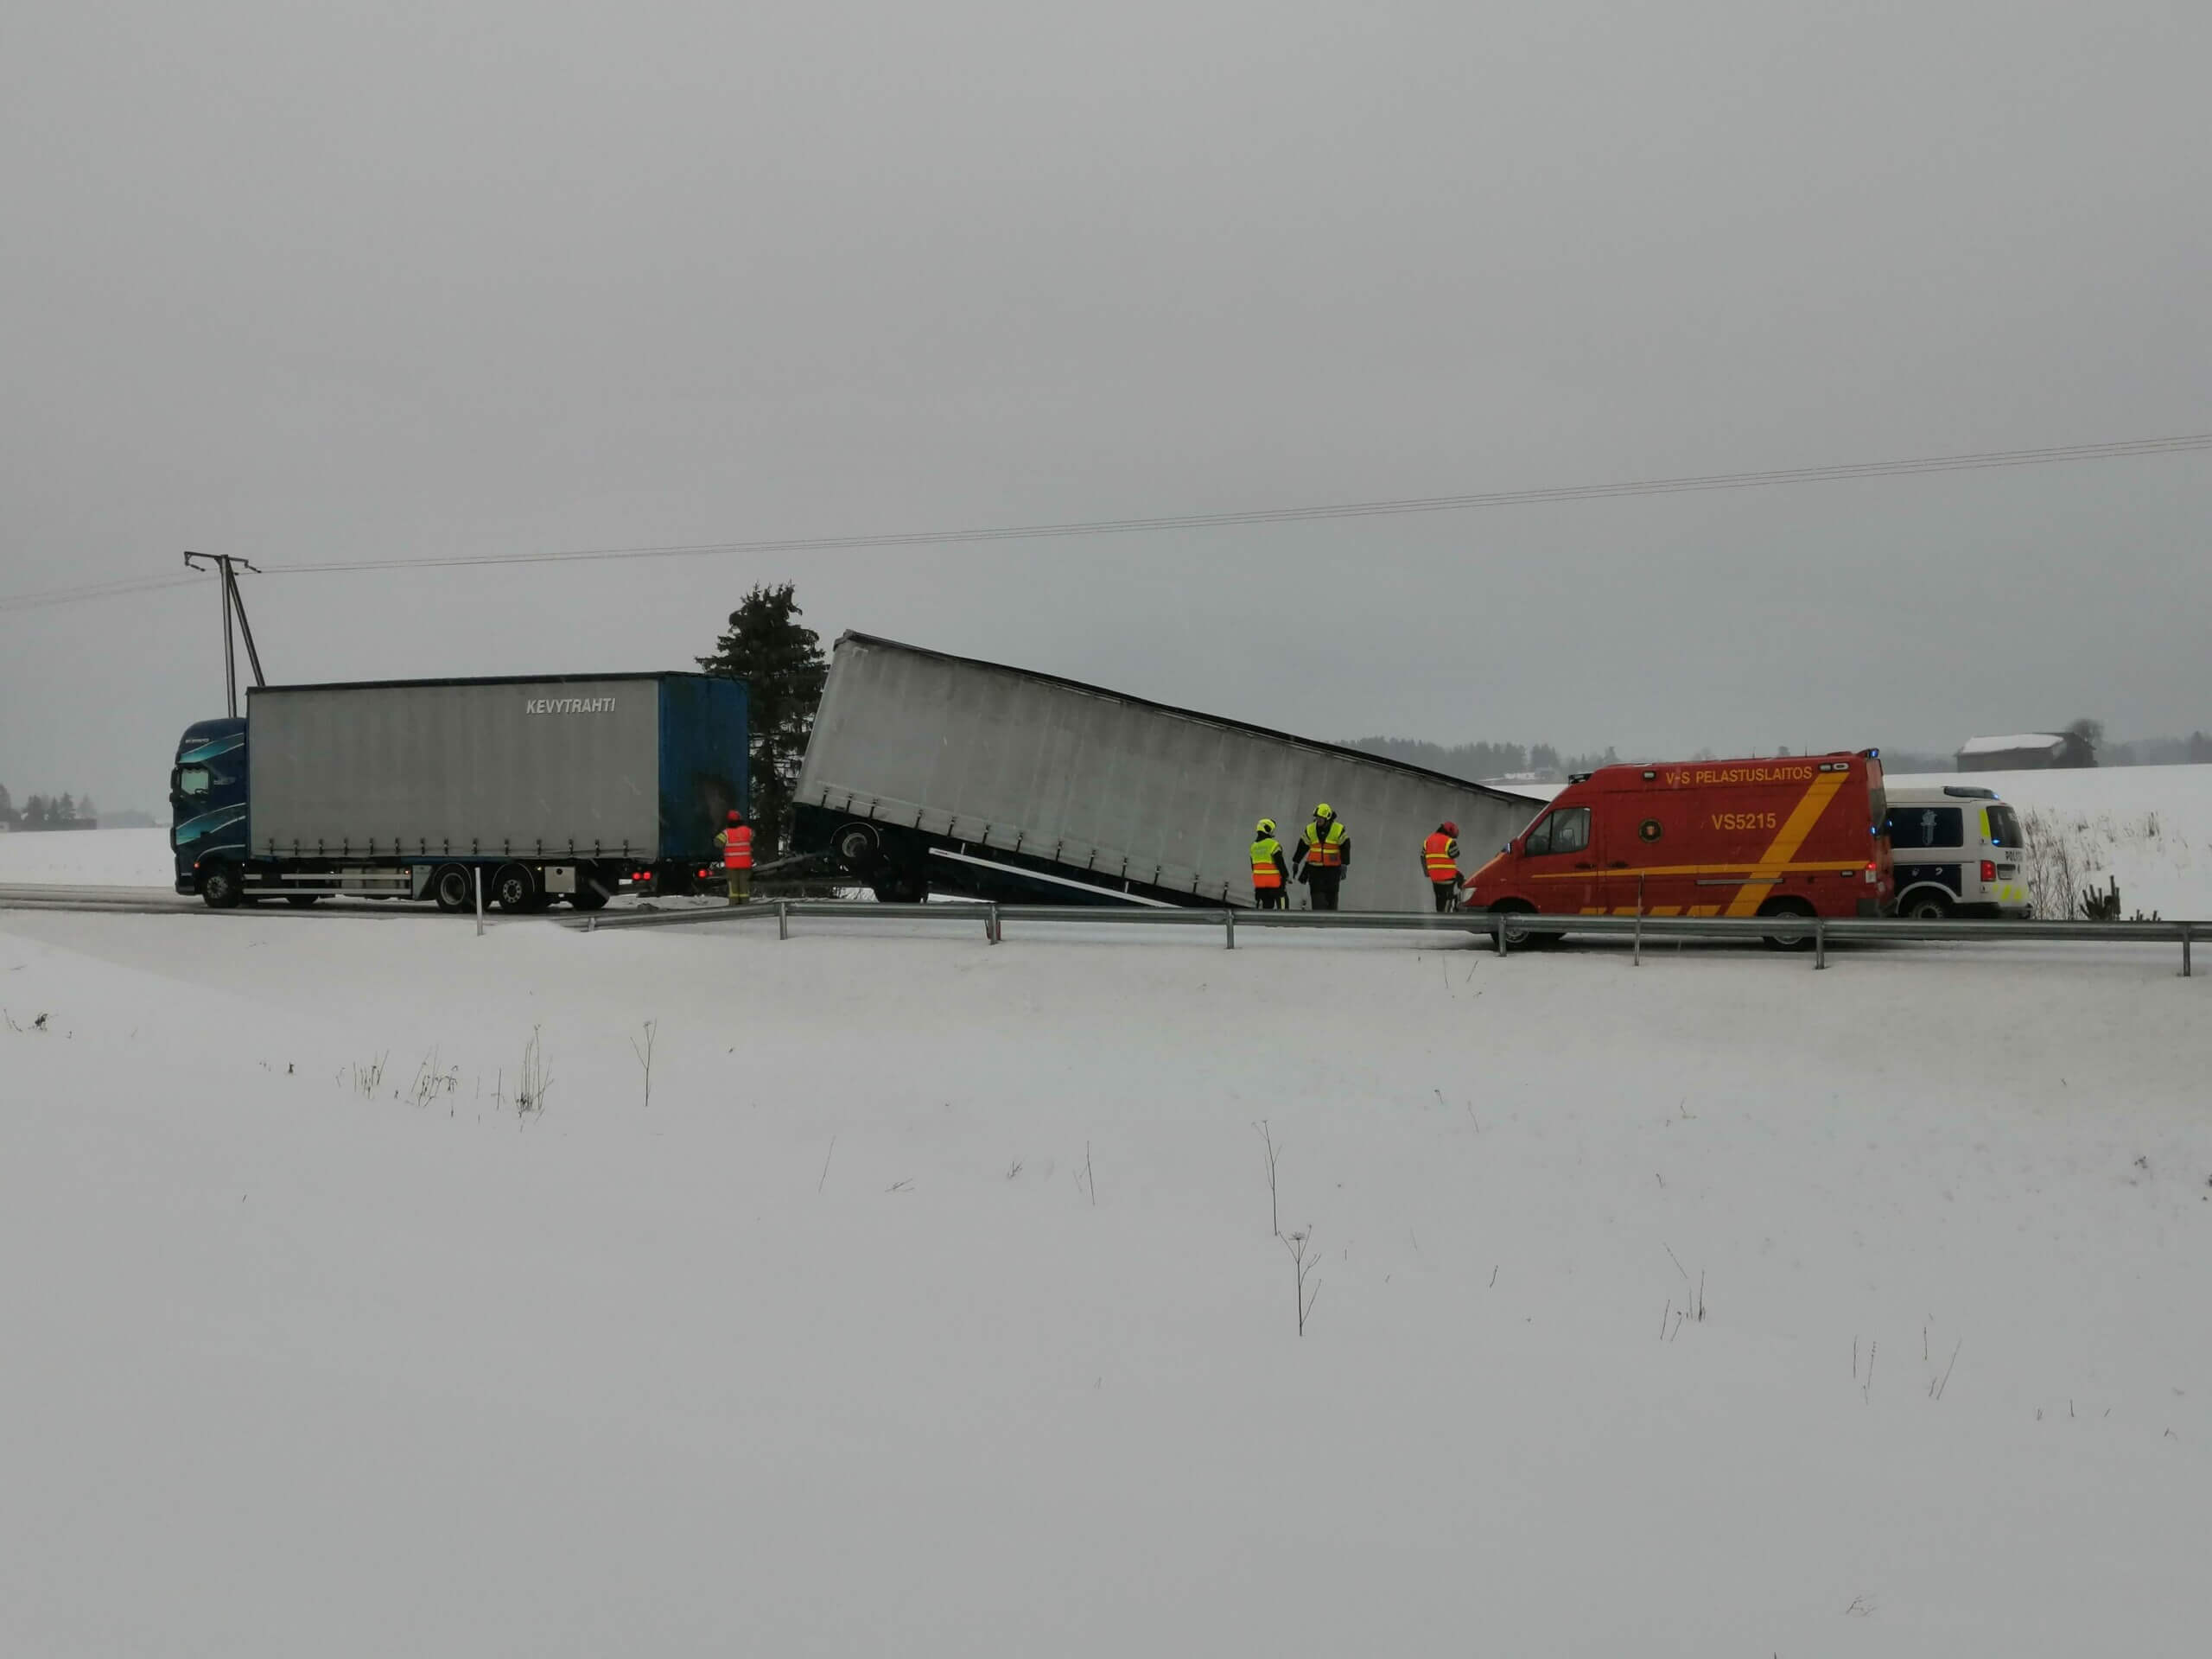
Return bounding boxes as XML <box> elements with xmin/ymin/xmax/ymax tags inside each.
<box><xmin>249</xmin><ymin>431</ymin><xmax>2212</xmax><ymax>575</ymax></box>
<box><xmin>0</xmin><ymin>574</ymin><xmax>207</xmax><ymax>615</ymax></box>
<box><xmin>2</xmin><ymin>429</ymin><xmax>2206</xmax><ymax>612</ymax></box>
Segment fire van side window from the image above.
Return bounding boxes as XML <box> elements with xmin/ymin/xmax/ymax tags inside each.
<box><xmin>1548</xmin><ymin>807</ymin><xmax>1591</xmax><ymax>855</ymax></box>
<box><xmin>1523</xmin><ymin>815</ymin><xmax>1553</xmax><ymax>856</ymax></box>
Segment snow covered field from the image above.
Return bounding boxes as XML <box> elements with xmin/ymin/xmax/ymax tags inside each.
<box><xmin>3</xmin><ymin>906</ymin><xmax>2206</xmax><ymax>1656</ymax></box>
<box><xmin>0</xmin><ymin>826</ymin><xmax>172</xmax><ymax>887</ymax></box>
<box><xmin>1889</xmin><ymin>765</ymin><xmax>2212</xmax><ymax>919</ymax></box>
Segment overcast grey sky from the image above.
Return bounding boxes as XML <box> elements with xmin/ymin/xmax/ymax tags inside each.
<box><xmin>3</xmin><ymin>0</ymin><xmax>2207</xmax><ymax>810</ymax></box>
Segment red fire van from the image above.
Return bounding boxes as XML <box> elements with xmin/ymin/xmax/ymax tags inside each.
<box><xmin>1463</xmin><ymin>753</ymin><xmax>1892</xmax><ymax>928</ymax></box>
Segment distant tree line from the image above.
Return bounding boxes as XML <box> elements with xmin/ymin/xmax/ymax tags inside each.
<box><xmin>0</xmin><ymin>786</ymin><xmax>99</xmax><ymax>830</ymax></box>
<box><xmin>1348</xmin><ymin>722</ymin><xmax>2212</xmax><ymax>779</ymax></box>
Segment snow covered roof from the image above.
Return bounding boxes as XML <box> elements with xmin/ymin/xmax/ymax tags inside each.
<box><xmin>1958</xmin><ymin>733</ymin><xmax>2068</xmax><ymax>756</ymax></box>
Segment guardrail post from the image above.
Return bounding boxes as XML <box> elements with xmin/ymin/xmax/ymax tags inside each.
<box><xmin>1814</xmin><ymin>918</ymin><xmax>1826</xmax><ymax>970</ymax></box>
<box><xmin>1494</xmin><ymin>911</ymin><xmax>1507</xmax><ymax>957</ymax></box>
<box><xmin>778</xmin><ymin>899</ymin><xmax>790</xmax><ymax>941</ymax></box>
<box><xmin>988</xmin><ymin>902</ymin><xmax>1000</xmax><ymax>944</ymax></box>
<box><xmin>474</xmin><ymin>865</ymin><xmax>485</xmax><ymax>938</ymax></box>
<box><xmin>2183</xmin><ymin>921</ymin><xmax>2193</xmax><ymax>978</ymax></box>
<box><xmin>1225</xmin><ymin>907</ymin><xmax>1236</xmax><ymax>950</ymax></box>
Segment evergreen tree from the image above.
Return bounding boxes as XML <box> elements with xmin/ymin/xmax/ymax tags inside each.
<box><xmin>696</xmin><ymin>582</ymin><xmax>829</xmax><ymax>859</ymax></box>
<box><xmin>24</xmin><ymin>795</ymin><xmax>48</xmax><ymax>828</ymax></box>
<box><xmin>0</xmin><ymin>782</ymin><xmax>14</xmax><ymax>826</ymax></box>
<box><xmin>77</xmin><ymin>794</ymin><xmax>97</xmax><ymax>823</ymax></box>
<box><xmin>57</xmin><ymin>792</ymin><xmax>76</xmax><ymax>822</ymax></box>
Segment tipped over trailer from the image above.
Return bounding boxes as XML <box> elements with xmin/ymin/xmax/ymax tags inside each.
<box><xmin>170</xmin><ymin>673</ymin><xmax>747</xmax><ymax>910</ymax></box>
<box><xmin>790</xmin><ymin>632</ymin><xmax>1538</xmax><ymax>910</ymax></box>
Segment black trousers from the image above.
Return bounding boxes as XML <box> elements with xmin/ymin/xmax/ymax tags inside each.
<box><xmin>1306</xmin><ymin>874</ymin><xmax>1342</xmax><ymax>911</ymax></box>
<box><xmin>1432</xmin><ymin>881</ymin><xmax>1458</xmax><ymax>912</ymax></box>
<box><xmin>1254</xmin><ymin>887</ymin><xmax>1287</xmax><ymax>910</ymax></box>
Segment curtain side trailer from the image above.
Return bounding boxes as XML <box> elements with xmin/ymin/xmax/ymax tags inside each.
<box><xmin>791</xmin><ymin>632</ymin><xmax>1541</xmax><ymax>911</ymax></box>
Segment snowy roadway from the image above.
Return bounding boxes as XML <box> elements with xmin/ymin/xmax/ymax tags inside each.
<box><xmin>2</xmin><ymin>902</ymin><xmax>2207</xmax><ymax>1656</ymax></box>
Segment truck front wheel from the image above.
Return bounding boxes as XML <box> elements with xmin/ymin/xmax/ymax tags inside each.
<box><xmin>200</xmin><ymin>862</ymin><xmax>245</xmax><ymax>910</ymax></box>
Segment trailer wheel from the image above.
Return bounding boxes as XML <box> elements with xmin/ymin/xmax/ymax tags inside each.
<box><xmin>1897</xmin><ymin>889</ymin><xmax>1954</xmax><ymax>921</ymax></box>
<box><xmin>835</xmin><ymin>823</ymin><xmax>878</xmax><ymax>865</ymax></box>
<box><xmin>200</xmin><ymin>862</ymin><xmax>245</xmax><ymax>910</ymax></box>
<box><xmin>1756</xmin><ymin>897</ymin><xmax>1818</xmax><ymax>950</ymax></box>
<box><xmin>491</xmin><ymin>863</ymin><xmax>538</xmax><ymax>913</ymax></box>
<box><xmin>432</xmin><ymin>864</ymin><xmax>476</xmax><ymax>913</ymax></box>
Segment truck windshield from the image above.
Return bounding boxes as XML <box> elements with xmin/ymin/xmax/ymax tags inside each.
<box><xmin>1986</xmin><ymin>803</ymin><xmax>2024</xmax><ymax>848</ymax></box>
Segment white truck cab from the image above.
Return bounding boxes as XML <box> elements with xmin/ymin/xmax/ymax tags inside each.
<box><xmin>1885</xmin><ymin>785</ymin><xmax>2031</xmax><ymax>918</ymax></box>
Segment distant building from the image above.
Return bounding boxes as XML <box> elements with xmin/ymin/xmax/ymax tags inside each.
<box><xmin>1955</xmin><ymin>732</ymin><xmax>2095</xmax><ymax>772</ymax></box>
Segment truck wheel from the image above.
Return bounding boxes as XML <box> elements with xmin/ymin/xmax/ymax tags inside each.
<box><xmin>1898</xmin><ymin>890</ymin><xmax>1954</xmax><ymax>921</ymax></box>
<box><xmin>200</xmin><ymin>862</ymin><xmax>245</xmax><ymax>910</ymax></box>
<box><xmin>836</xmin><ymin>823</ymin><xmax>877</xmax><ymax>865</ymax></box>
<box><xmin>492</xmin><ymin>864</ymin><xmax>538</xmax><ymax>913</ymax></box>
<box><xmin>432</xmin><ymin>864</ymin><xmax>476</xmax><ymax>913</ymax></box>
<box><xmin>1757</xmin><ymin>897</ymin><xmax>1817</xmax><ymax>950</ymax></box>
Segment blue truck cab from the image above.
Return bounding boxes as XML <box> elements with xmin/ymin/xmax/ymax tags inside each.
<box><xmin>170</xmin><ymin>718</ymin><xmax>251</xmax><ymax>902</ymax></box>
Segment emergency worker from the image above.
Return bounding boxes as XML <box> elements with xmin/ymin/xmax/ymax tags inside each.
<box><xmin>715</xmin><ymin>808</ymin><xmax>753</xmax><ymax>906</ymax></box>
<box><xmin>1249</xmin><ymin>818</ymin><xmax>1290</xmax><ymax>909</ymax></box>
<box><xmin>1294</xmin><ymin>803</ymin><xmax>1350</xmax><ymax>910</ymax></box>
<box><xmin>1422</xmin><ymin>821</ymin><xmax>1461</xmax><ymax>912</ymax></box>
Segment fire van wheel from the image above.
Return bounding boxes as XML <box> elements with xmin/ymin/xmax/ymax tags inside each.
<box><xmin>491</xmin><ymin>864</ymin><xmax>538</xmax><ymax>913</ymax></box>
<box><xmin>1898</xmin><ymin>889</ymin><xmax>1955</xmax><ymax>921</ymax></box>
<box><xmin>1756</xmin><ymin>897</ymin><xmax>1818</xmax><ymax>950</ymax></box>
<box><xmin>432</xmin><ymin>864</ymin><xmax>476</xmax><ymax>912</ymax></box>
<box><xmin>200</xmin><ymin>862</ymin><xmax>245</xmax><ymax>910</ymax></box>
<box><xmin>1490</xmin><ymin>902</ymin><xmax>1541</xmax><ymax>949</ymax></box>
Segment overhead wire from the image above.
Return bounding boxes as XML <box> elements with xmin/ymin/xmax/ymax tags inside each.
<box><xmin>2</xmin><ymin>429</ymin><xmax>2206</xmax><ymax>612</ymax></box>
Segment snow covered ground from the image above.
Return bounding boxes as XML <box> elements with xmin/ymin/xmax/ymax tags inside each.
<box><xmin>3</xmin><ymin>905</ymin><xmax>2206</xmax><ymax>1656</ymax></box>
<box><xmin>1888</xmin><ymin>765</ymin><xmax>2212</xmax><ymax>919</ymax></box>
<box><xmin>0</xmin><ymin>825</ymin><xmax>172</xmax><ymax>887</ymax></box>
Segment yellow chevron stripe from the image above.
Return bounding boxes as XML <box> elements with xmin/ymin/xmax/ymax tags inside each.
<box><xmin>1724</xmin><ymin>772</ymin><xmax>1849</xmax><ymax>916</ymax></box>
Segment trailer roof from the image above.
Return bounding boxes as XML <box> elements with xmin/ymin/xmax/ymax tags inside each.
<box><xmin>249</xmin><ymin>671</ymin><xmax>727</xmax><ymax>694</ymax></box>
<box><xmin>836</xmin><ymin>631</ymin><xmax>1541</xmax><ymax>806</ymax></box>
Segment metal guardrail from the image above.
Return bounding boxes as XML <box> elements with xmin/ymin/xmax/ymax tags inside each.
<box><xmin>566</xmin><ymin>899</ymin><xmax>2198</xmax><ymax>976</ymax></box>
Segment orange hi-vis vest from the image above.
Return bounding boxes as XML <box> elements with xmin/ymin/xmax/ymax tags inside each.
<box><xmin>1423</xmin><ymin>830</ymin><xmax>1459</xmax><ymax>883</ymax></box>
<box><xmin>1303</xmin><ymin>820</ymin><xmax>1345</xmax><ymax>868</ymax></box>
<box><xmin>721</xmin><ymin>824</ymin><xmax>753</xmax><ymax>870</ymax></box>
<box><xmin>1250</xmin><ymin>836</ymin><xmax>1284</xmax><ymax>889</ymax></box>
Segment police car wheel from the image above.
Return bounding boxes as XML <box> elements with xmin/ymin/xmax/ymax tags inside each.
<box><xmin>1900</xmin><ymin>891</ymin><xmax>1954</xmax><ymax>921</ymax></box>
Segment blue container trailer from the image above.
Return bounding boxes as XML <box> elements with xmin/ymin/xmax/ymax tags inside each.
<box><xmin>170</xmin><ymin>672</ymin><xmax>747</xmax><ymax>911</ymax></box>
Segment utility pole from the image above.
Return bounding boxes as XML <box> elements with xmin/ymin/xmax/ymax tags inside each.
<box><xmin>181</xmin><ymin>552</ymin><xmax>267</xmax><ymax>717</ymax></box>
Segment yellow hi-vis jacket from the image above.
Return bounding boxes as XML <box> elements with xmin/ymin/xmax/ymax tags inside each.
<box><xmin>1250</xmin><ymin>836</ymin><xmax>1287</xmax><ymax>890</ymax></box>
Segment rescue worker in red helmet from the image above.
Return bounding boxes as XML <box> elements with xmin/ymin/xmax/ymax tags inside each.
<box><xmin>715</xmin><ymin>808</ymin><xmax>753</xmax><ymax>906</ymax></box>
<box><xmin>1421</xmin><ymin>821</ymin><xmax>1461</xmax><ymax>912</ymax></box>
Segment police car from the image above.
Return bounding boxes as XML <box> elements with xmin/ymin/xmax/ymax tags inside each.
<box><xmin>1884</xmin><ymin>785</ymin><xmax>2031</xmax><ymax>919</ymax></box>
